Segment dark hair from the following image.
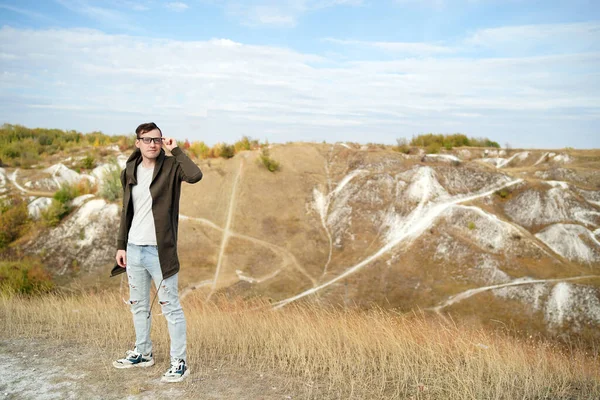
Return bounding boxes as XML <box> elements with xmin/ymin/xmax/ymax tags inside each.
<box><xmin>135</xmin><ymin>122</ymin><xmax>162</xmax><ymax>137</ymax></box>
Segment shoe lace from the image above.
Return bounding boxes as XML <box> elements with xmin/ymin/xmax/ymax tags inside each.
<box><xmin>167</xmin><ymin>360</ymin><xmax>184</xmax><ymax>374</ymax></box>
<box><xmin>125</xmin><ymin>349</ymin><xmax>140</xmax><ymax>358</ymax></box>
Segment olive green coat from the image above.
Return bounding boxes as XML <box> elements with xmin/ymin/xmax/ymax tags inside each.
<box><xmin>116</xmin><ymin>147</ymin><xmax>202</xmax><ymax>279</ymax></box>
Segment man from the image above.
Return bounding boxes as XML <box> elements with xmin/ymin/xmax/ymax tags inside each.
<box><xmin>112</xmin><ymin>122</ymin><xmax>202</xmax><ymax>383</ymax></box>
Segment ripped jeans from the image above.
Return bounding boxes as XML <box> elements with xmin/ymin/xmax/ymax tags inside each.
<box><xmin>126</xmin><ymin>243</ymin><xmax>186</xmax><ymax>362</ymax></box>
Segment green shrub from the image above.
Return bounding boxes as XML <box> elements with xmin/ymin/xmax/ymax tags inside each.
<box><xmin>496</xmin><ymin>189</ymin><xmax>510</xmax><ymax>199</ymax></box>
<box><xmin>468</xmin><ymin>221</ymin><xmax>476</xmax><ymax>230</ymax></box>
<box><xmin>76</xmin><ymin>179</ymin><xmax>97</xmax><ymax>196</ymax></box>
<box><xmin>470</xmin><ymin>137</ymin><xmax>500</xmax><ymax>148</ymax></box>
<box><xmin>0</xmin><ymin>259</ymin><xmax>54</xmax><ymax>295</ymax></box>
<box><xmin>79</xmin><ymin>154</ymin><xmax>96</xmax><ymax>170</ymax></box>
<box><xmin>411</xmin><ymin>133</ymin><xmax>444</xmax><ymax>148</ymax></box>
<box><xmin>99</xmin><ymin>162</ymin><xmax>123</xmax><ymax>202</ymax></box>
<box><xmin>0</xmin><ymin>197</ymin><xmax>30</xmax><ymax>249</ymax></box>
<box><xmin>53</xmin><ymin>183</ymin><xmax>80</xmax><ymax>204</ymax></box>
<box><xmin>2</xmin><ymin>142</ymin><xmax>21</xmax><ymax>158</ymax></box>
<box><xmin>114</xmin><ymin>135</ymin><xmax>136</xmax><ymax>152</ymax></box>
<box><xmin>234</xmin><ymin>136</ymin><xmax>259</xmax><ymax>152</ymax></box>
<box><xmin>213</xmin><ymin>143</ymin><xmax>235</xmax><ymax>159</ymax></box>
<box><xmin>38</xmin><ymin>134</ymin><xmax>53</xmax><ymax>146</ymax></box>
<box><xmin>0</xmin><ymin>124</ymin><xmax>131</xmax><ymax>167</ymax></box>
<box><xmin>425</xmin><ymin>142</ymin><xmax>441</xmax><ymax>154</ymax></box>
<box><xmin>394</xmin><ymin>138</ymin><xmax>411</xmax><ymax>154</ymax></box>
<box><xmin>189</xmin><ymin>141</ymin><xmax>210</xmax><ymax>159</ymax></box>
<box><xmin>410</xmin><ymin>133</ymin><xmax>499</xmax><ymax>149</ymax></box>
<box><xmin>41</xmin><ymin>200</ymin><xmax>71</xmax><ymax>227</ymax></box>
<box><xmin>259</xmin><ymin>148</ymin><xmax>280</xmax><ymax>172</ymax></box>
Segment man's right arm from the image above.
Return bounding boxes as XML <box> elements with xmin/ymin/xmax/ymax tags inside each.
<box><xmin>171</xmin><ymin>146</ymin><xmax>203</xmax><ymax>183</ymax></box>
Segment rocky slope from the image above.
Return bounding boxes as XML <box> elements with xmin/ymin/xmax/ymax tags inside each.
<box><xmin>3</xmin><ymin>144</ymin><xmax>599</xmax><ymax>338</ymax></box>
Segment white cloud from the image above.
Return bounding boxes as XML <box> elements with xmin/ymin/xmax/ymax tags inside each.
<box><xmin>0</xmin><ymin>25</ymin><xmax>598</xmax><ymax>147</ymax></box>
<box><xmin>55</xmin><ymin>0</ymin><xmax>133</xmax><ymax>28</ymax></box>
<box><xmin>325</xmin><ymin>38</ymin><xmax>453</xmax><ymax>55</ymax></box>
<box><xmin>125</xmin><ymin>2</ymin><xmax>150</xmax><ymax>11</ymax></box>
<box><xmin>225</xmin><ymin>3</ymin><xmax>298</xmax><ymax>27</ymax></box>
<box><xmin>0</xmin><ymin>4</ymin><xmax>55</xmax><ymax>21</ymax></box>
<box><xmin>224</xmin><ymin>0</ymin><xmax>363</xmax><ymax>27</ymax></box>
<box><xmin>165</xmin><ymin>2</ymin><xmax>189</xmax><ymax>12</ymax></box>
<box><xmin>464</xmin><ymin>22</ymin><xmax>600</xmax><ymax>53</ymax></box>
<box><xmin>394</xmin><ymin>0</ymin><xmax>447</xmax><ymax>11</ymax></box>
<box><xmin>327</xmin><ymin>21</ymin><xmax>600</xmax><ymax>58</ymax></box>
<box><xmin>0</xmin><ymin>53</ymin><xmax>19</xmax><ymax>60</ymax></box>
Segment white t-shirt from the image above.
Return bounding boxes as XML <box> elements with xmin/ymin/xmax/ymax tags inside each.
<box><xmin>128</xmin><ymin>163</ymin><xmax>157</xmax><ymax>245</ymax></box>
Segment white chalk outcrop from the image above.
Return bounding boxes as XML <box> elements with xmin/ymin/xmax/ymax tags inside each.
<box><xmin>26</xmin><ymin>197</ymin><xmax>119</xmax><ymax>274</ymax></box>
<box><xmin>44</xmin><ymin>163</ymin><xmax>81</xmax><ymax>186</ymax></box>
<box><xmin>25</xmin><ymin>156</ymin><xmax>127</xmax><ymax>191</ymax></box>
<box><xmin>504</xmin><ymin>186</ymin><xmax>600</xmax><ymax>228</ymax></box>
<box><xmin>544</xmin><ymin>282</ymin><xmax>600</xmax><ymax>329</ymax></box>
<box><xmin>476</xmin><ymin>151</ymin><xmax>531</xmax><ymax>169</ymax></box>
<box><xmin>535</xmin><ymin>224</ymin><xmax>600</xmax><ymax>264</ymax></box>
<box><xmin>421</xmin><ymin>154</ymin><xmax>461</xmax><ymax>164</ymax></box>
<box><xmin>578</xmin><ymin>188</ymin><xmax>600</xmax><ymax>207</ymax></box>
<box><xmin>27</xmin><ymin>197</ymin><xmax>52</xmax><ymax>219</ymax></box>
<box><xmin>0</xmin><ymin>168</ymin><xmax>7</xmax><ymax>196</ymax></box>
<box><xmin>442</xmin><ymin>205</ymin><xmax>525</xmax><ymax>254</ymax></box>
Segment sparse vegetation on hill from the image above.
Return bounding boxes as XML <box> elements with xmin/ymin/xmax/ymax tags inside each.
<box><xmin>78</xmin><ymin>154</ymin><xmax>97</xmax><ymax>171</ymax></box>
<box><xmin>259</xmin><ymin>147</ymin><xmax>280</xmax><ymax>172</ymax></box>
<box><xmin>41</xmin><ymin>199</ymin><xmax>71</xmax><ymax>227</ymax></box>
<box><xmin>0</xmin><ymin>259</ymin><xmax>53</xmax><ymax>295</ymax></box>
<box><xmin>212</xmin><ymin>142</ymin><xmax>236</xmax><ymax>159</ymax></box>
<box><xmin>234</xmin><ymin>136</ymin><xmax>260</xmax><ymax>152</ymax></box>
<box><xmin>1</xmin><ymin>124</ymin><xmax>269</xmax><ymax>165</ymax></box>
<box><xmin>0</xmin><ymin>293</ymin><xmax>597</xmax><ymax>398</ymax></box>
<box><xmin>404</xmin><ymin>133</ymin><xmax>501</xmax><ymax>151</ymax></box>
<box><xmin>394</xmin><ymin>138</ymin><xmax>412</xmax><ymax>154</ymax></box>
<box><xmin>53</xmin><ymin>182</ymin><xmax>81</xmax><ymax>204</ymax></box>
<box><xmin>188</xmin><ymin>140</ymin><xmax>211</xmax><ymax>159</ymax></box>
<box><xmin>0</xmin><ymin>123</ymin><xmax>133</xmax><ymax>167</ymax></box>
<box><xmin>186</xmin><ymin>136</ymin><xmax>262</xmax><ymax>160</ymax></box>
<box><xmin>99</xmin><ymin>161</ymin><xmax>123</xmax><ymax>202</ymax></box>
<box><xmin>40</xmin><ymin>181</ymin><xmax>96</xmax><ymax>227</ymax></box>
<box><xmin>0</xmin><ymin>196</ymin><xmax>30</xmax><ymax>249</ymax></box>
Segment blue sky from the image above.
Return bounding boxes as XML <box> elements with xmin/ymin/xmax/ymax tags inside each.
<box><xmin>0</xmin><ymin>0</ymin><xmax>599</xmax><ymax>148</ymax></box>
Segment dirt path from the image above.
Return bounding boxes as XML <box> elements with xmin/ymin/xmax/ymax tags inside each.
<box><xmin>272</xmin><ymin>178</ymin><xmax>524</xmax><ymax>309</ymax></box>
<box><xmin>179</xmin><ymin>215</ymin><xmax>316</xmax><ymax>300</ymax></box>
<box><xmin>178</xmin><ymin>199</ymin><xmax>318</xmax><ymax>301</ymax></box>
<box><xmin>206</xmin><ymin>157</ymin><xmax>245</xmax><ymax>301</ymax></box>
<box><xmin>429</xmin><ymin>275</ymin><xmax>600</xmax><ymax>312</ymax></box>
<box><xmin>8</xmin><ymin>169</ymin><xmax>54</xmax><ymax>197</ymax></box>
<box><xmin>0</xmin><ymin>338</ymin><xmax>297</xmax><ymax>400</ymax></box>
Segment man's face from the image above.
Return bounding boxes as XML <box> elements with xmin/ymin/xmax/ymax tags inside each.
<box><xmin>135</xmin><ymin>128</ymin><xmax>163</xmax><ymax>160</ymax></box>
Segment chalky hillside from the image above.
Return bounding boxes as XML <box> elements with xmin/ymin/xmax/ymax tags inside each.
<box><xmin>1</xmin><ymin>126</ymin><xmax>599</xmax><ymax>399</ymax></box>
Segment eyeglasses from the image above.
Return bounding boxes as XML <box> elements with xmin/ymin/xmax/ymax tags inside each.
<box><xmin>137</xmin><ymin>137</ymin><xmax>163</xmax><ymax>144</ymax></box>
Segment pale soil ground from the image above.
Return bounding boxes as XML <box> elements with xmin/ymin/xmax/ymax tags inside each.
<box><xmin>0</xmin><ymin>339</ymin><xmax>298</xmax><ymax>400</ymax></box>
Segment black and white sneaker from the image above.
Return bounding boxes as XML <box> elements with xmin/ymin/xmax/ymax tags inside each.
<box><xmin>161</xmin><ymin>359</ymin><xmax>190</xmax><ymax>383</ymax></box>
<box><xmin>112</xmin><ymin>348</ymin><xmax>154</xmax><ymax>369</ymax></box>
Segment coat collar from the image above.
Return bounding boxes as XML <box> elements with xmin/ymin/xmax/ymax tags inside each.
<box><xmin>125</xmin><ymin>148</ymin><xmax>166</xmax><ymax>185</ymax></box>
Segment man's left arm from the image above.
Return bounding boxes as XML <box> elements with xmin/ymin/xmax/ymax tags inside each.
<box><xmin>164</xmin><ymin>138</ymin><xmax>203</xmax><ymax>183</ymax></box>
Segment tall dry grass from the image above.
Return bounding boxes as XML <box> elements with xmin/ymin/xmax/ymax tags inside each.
<box><xmin>1</xmin><ymin>291</ymin><xmax>598</xmax><ymax>399</ymax></box>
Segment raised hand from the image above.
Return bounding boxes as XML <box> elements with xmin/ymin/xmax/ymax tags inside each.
<box><xmin>163</xmin><ymin>137</ymin><xmax>178</xmax><ymax>151</ymax></box>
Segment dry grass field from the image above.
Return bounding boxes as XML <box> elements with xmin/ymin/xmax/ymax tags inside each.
<box><xmin>1</xmin><ymin>291</ymin><xmax>599</xmax><ymax>399</ymax></box>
